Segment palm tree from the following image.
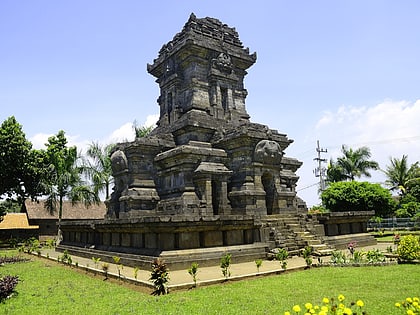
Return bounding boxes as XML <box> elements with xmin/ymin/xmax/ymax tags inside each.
<box><xmin>326</xmin><ymin>158</ymin><xmax>347</xmax><ymax>183</ymax></box>
<box><xmin>383</xmin><ymin>155</ymin><xmax>419</xmax><ymax>196</ymax></box>
<box><xmin>41</xmin><ymin>131</ymin><xmax>99</xmax><ymax>242</ymax></box>
<box><xmin>133</xmin><ymin>120</ymin><xmax>154</xmax><ymax>138</ymax></box>
<box><xmin>83</xmin><ymin>142</ymin><xmax>114</xmax><ymax>200</ymax></box>
<box><xmin>328</xmin><ymin>145</ymin><xmax>379</xmax><ymax>181</ymax></box>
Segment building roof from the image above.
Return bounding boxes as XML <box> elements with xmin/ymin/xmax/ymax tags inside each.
<box><xmin>25</xmin><ymin>200</ymin><xmax>106</xmax><ymax>220</ymax></box>
<box><xmin>0</xmin><ymin>213</ymin><xmax>39</xmax><ymax>229</ymax></box>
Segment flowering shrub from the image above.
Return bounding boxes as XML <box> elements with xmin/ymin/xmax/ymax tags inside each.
<box><xmin>284</xmin><ymin>295</ymin><xmax>420</xmax><ymax>315</ymax></box>
<box><xmin>397</xmin><ymin>234</ymin><xmax>420</xmax><ymax>261</ymax></box>
<box><xmin>283</xmin><ymin>294</ymin><xmax>366</xmax><ymax>315</ymax></box>
<box><xmin>0</xmin><ymin>275</ymin><xmax>19</xmax><ymax>301</ymax></box>
<box><xmin>395</xmin><ymin>297</ymin><xmax>420</xmax><ymax>314</ymax></box>
<box><xmin>347</xmin><ymin>241</ymin><xmax>357</xmax><ymax>256</ymax></box>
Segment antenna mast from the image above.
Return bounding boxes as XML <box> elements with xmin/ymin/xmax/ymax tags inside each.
<box><xmin>313</xmin><ymin>140</ymin><xmax>328</xmax><ymax>192</ymax></box>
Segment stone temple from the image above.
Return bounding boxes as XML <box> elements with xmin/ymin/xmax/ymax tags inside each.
<box><xmin>59</xmin><ymin>14</ymin><xmax>374</xmax><ymax>269</ymax></box>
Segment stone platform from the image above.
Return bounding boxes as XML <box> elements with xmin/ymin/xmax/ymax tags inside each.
<box><xmin>57</xmin><ymin>242</ymin><xmax>267</xmax><ymax>270</ymax></box>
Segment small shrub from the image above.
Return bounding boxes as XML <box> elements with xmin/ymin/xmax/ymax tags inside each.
<box><xmin>0</xmin><ymin>275</ymin><xmax>19</xmax><ymax>301</ymax></box>
<box><xmin>0</xmin><ymin>255</ymin><xmax>29</xmax><ymax>264</ymax></box>
<box><xmin>397</xmin><ymin>234</ymin><xmax>420</xmax><ymax>261</ymax></box>
<box><xmin>113</xmin><ymin>256</ymin><xmax>123</xmax><ymax>279</ymax></box>
<box><xmin>134</xmin><ymin>267</ymin><xmax>140</xmax><ymax>280</ymax></box>
<box><xmin>351</xmin><ymin>250</ymin><xmax>365</xmax><ymax>264</ymax></box>
<box><xmin>60</xmin><ymin>250</ymin><xmax>72</xmax><ymax>265</ymax></box>
<box><xmin>102</xmin><ymin>263</ymin><xmax>109</xmax><ymax>280</ymax></box>
<box><xmin>220</xmin><ymin>253</ymin><xmax>232</xmax><ymax>279</ymax></box>
<box><xmin>365</xmin><ymin>249</ymin><xmax>385</xmax><ymax>263</ymax></box>
<box><xmin>276</xmin><ymin>248</ymin><xmax>288</xmax><ymax>270</ymax></box>
<box><xmin>149</xmin><ymin>258</ymin><xmax>169</xmax><ymax>295</ymax></box>
<box><xmin>92</xmin><ymin>257</ymin><xmax>101</xmax><ymax>269</ymax></box>
<box><xmin>330</xmin><ymin>251</ymin><xmax>347</xmax><ymax>265</ymax></box>
<box><xmin>255</xmin><ymin>259</ymin><xmax>263</xmax><ymax>272</ymax></box>
<box><xmin>188</xmin><ymin>262</ymin><xmax>199</xmax><ymax>287</ymax></box>
<box><xmin>302</xmin><ymin>246</ymin><xmax>313</xmax><ymax>267</ymax></box>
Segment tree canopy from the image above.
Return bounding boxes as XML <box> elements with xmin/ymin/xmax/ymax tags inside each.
<box><xmin>82</xmin><ymin>142</ymin><xmax>114</xmax><ymax>200</ymax></box>
<box><xmin>40</xmin><ymin>130</ymin><xmax>99</xmax><ymax>238</ymax></box>
<box><xmin>326</xmin><ymin>145</ymin><xmax>379</xmax><ymax>183</ymax></box>
<box><xmin>0</xmin><ymin>116</ymin><xmax>45</xmax><ymax>211</ymax></box>
<box><xmin>321</xmin><ymin>181</ymin><xmax>396</xmax><ymax>217</ymax></box>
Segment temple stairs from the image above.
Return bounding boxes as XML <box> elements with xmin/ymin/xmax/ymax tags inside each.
<box><xmin>263</xmin><ymin>214</ymin><xmax>334</xmax><ymax>256</ymax></box>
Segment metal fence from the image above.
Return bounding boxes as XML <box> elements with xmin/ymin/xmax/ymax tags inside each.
<box><xmin>368</xmin><ymin>217</ymin><xmax>418</xmax><ymax>230</ymax></box>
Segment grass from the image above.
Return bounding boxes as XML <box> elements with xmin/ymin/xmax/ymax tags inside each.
<box><xmin>0</xmin><ymin>250</ymin><xmax>419</xmax><ymax>314</ymax></box>
<box><xmin>371</xmin><ymin>230</ymin><xmax>420</xmax><ymax>242</ymax></box>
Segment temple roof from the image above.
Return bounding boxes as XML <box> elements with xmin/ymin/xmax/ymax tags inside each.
<box><xmin>148</xmin><ymin>13</ymin><xmax>256</xmax><ymax>74</ymax></box>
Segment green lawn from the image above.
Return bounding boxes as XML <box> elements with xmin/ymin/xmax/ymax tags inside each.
<box><xmin>0</xmin><ymin>250</ymin><xmax>419</xmax><ymax>315</ymax></box>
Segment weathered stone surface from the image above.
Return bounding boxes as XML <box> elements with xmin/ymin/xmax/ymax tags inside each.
<box><xmin>58</xmin><ymin>14</ymin><xmax>318</xmax><ymax>268</ymax></box>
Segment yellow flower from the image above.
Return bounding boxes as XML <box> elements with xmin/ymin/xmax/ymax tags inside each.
<box><xmin>396</xmin><ymin>302</ymin><xmax>401</xmax><ymax>307</ymax></box>
<box><xmin>305</xmin><ymin>303</ymin><xmax>313</xmax><ymax>310</ymax></box>
<box><xmin>321</xmin><ymin>306</ymin><xmax>329</xmax><ymax>312</ymax></box>
<box><xmin>343</xmin><ymin>308</ymin><xmax>352</xmax><ymax>315</ymax></box>
<box><xmin>356</xmin><ymin>300</ymin><xmax>364</xmax><ymax>307</ymax></box>
<box><xmin>413</xmin><ymin>297</ymin><xmax>419</xmax><ymax>302</ymax></box>
<box><xmin>322</xmin><ymin>297</ymin><xmax>329</xmax><ymax>304</ymax></box>
<box><xmin>284</xmin><ymin>312</ymin><xmax>291</xmax><ymax>315</ymax></box>
<box><xmin>292</xmin><ymin>305</ymin><xmax>301</xmax><ymax>313</ymax></box>
<box><xmin>338</xmin><ymin>294</ymin><xmax>345</xmax><ymax>302</ymax></box>
<box><xmin>338</xmin><ymin>303</ymin><xmax>345</xmax><ymax>309</ymax></box>
<box><xmin>319</xmin><ymin>311</ymin><xmax>327</xmax><ymax>315</ymax></box>
<box><xmin>407</xmin><ymin>297</ymin><xmax>413</xmax><ymax>304</ymax></box>
<box><xmin>406</xmin><ymin>310</ymin><xmax>414</xmax><ymax>315</ymax></box>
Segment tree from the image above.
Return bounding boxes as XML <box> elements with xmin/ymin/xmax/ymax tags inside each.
<box><xmin>326</xmin><ymin>145</ymin><xmax>379</xmax><ymax>183</ymax></box>
<box><xmin>41</xmin><ymin>130</ymin><xmax>99</xmax><ymax>240</ymax></box>
<box><xmin>133</xmin><ymin>120</ymin><xmax>154</xmax><ymax>138</ymax></box>
<box><xmin>321</xmin><ymin>181</ymin><xmax>396</xmax><ymax>217</ymax></box>
<box><xmin>0</xmin><ymin>116</ymin><xmax>45</xmax><ymax>211</ymax></box>
<box><xmin>383</xmin><ymin>155</ymin><xmax>419</xmax><ymax>196</ymax></box>
<box><xmin>82</xmin><ymin>142</ymin><xmax>114</xmax><ymax>200</ymax></box>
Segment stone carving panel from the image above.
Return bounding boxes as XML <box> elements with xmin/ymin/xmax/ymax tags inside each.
<box><xmin>254</xmin><ymin>140</ymin><xmax>283</xmax><ymax>164</ymax></box>
<box><xmin>111</xmin><ymin>150</ymin><xmax>128</xmax><ymax>175</ymax></box>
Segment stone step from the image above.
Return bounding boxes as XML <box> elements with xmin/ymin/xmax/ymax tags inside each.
<box><xmin>306</xmin><ymin>239</ymin><xmax>322</xmax><ymax>246</ymax></box>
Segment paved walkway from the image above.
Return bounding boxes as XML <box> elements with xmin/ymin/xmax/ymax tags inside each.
<box><xmin>37</xmin><ymin>242</ymin><xmax>393</xmax><ymax>291</ymax></box>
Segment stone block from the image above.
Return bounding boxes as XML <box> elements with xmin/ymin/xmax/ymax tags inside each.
<box><xmin>178</xmin><ymin>232</ymin><xmax>200</xmax><ymax>249</ymax></box>
<box><xmin>131</xmin><ymin>233</ymin><xmax>144</xmax><ymax>248</ymax></box>
<box><xmin>326</xmin><ymin>224</ymin><xmax>339</xmax><ymax>236</ymax></box>
<box><xmin>103</xmin><ymin>232</ymin><xmax>111</xmax><ymax>246</ymax></box>
<box><xmin>112</xmin><ymin>233</ymin><xmax>120</xmax><ymax>246</ymax></box>
<box><xmin>339</xmin><ymin>223</ymin><xmax>351</xmax><ymax>235</ymax></box>
<box><xmin>145</xmin><ymin>233</ymin><xmax>158</xmax><ymax>249</ymax></box>
<box><xmin>121</xmin><ymin>233</ymin><xmax>131</xmax><ymax>247</ymax></box>
<box><xmin>158</xmin><ymin>233</ymin><xmax>175</xmax><ymax>250</ymax></box>
<box><xmin>202</xmin><ymin>230</ymin><xmax>223</xmax><ymax>247</ymax></box>
<box><xmin>224</xmin><ymin>230</ymin><xmax>243</xmax><ymax>245</ymax></box>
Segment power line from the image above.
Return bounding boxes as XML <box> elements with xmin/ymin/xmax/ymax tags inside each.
<box><xmin>297</xmin><ymin>182</ymin><xmax>319</xmax><ymax>192</ymax></box>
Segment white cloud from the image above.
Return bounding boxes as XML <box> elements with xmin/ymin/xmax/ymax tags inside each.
<box><xmin>106</xmin><ymin>122</ymin><xmax>135</xmax><ymax>144</ymax></box>
<box><xmin>104</xmin><ymin>114</ymin><xmax>159</xmax><ymax>144</ymax></box>
<box><xmin>297</xmin><ymin>99</ymin><xmax>420</xmax><ymax>207</ymax></box>
<box><xmin>30</xmin><ymin>133</ymin><xmax>51</xmax><ymax>149</ymax></box>
<box><xmin>144</xmin><ymin>114</ymin><xmax>159</xmax><ymax>128</ymax></box>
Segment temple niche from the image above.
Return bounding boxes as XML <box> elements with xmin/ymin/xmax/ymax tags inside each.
<box><xmin>58</xmin><ymin>14</ymin><xmax>323</xmax><ymax>269</ymax></box>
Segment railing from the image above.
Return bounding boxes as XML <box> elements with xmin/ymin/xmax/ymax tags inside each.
<box><xmin>368</xmin><ymin>217</ymin><xmax>418</xmax><ymax>230</ymax></box>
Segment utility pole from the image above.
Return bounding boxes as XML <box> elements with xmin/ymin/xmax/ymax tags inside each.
<box><xmin>313</xmin><ymin>140</ymin><xmax>328</xmax><ymax>192</ymax></box>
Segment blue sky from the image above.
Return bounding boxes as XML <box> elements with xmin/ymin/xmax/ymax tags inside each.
<box><xmin>1</xmin><ymin>1</ymin><xmax>419</xmax><ymax>206</ymax></box>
